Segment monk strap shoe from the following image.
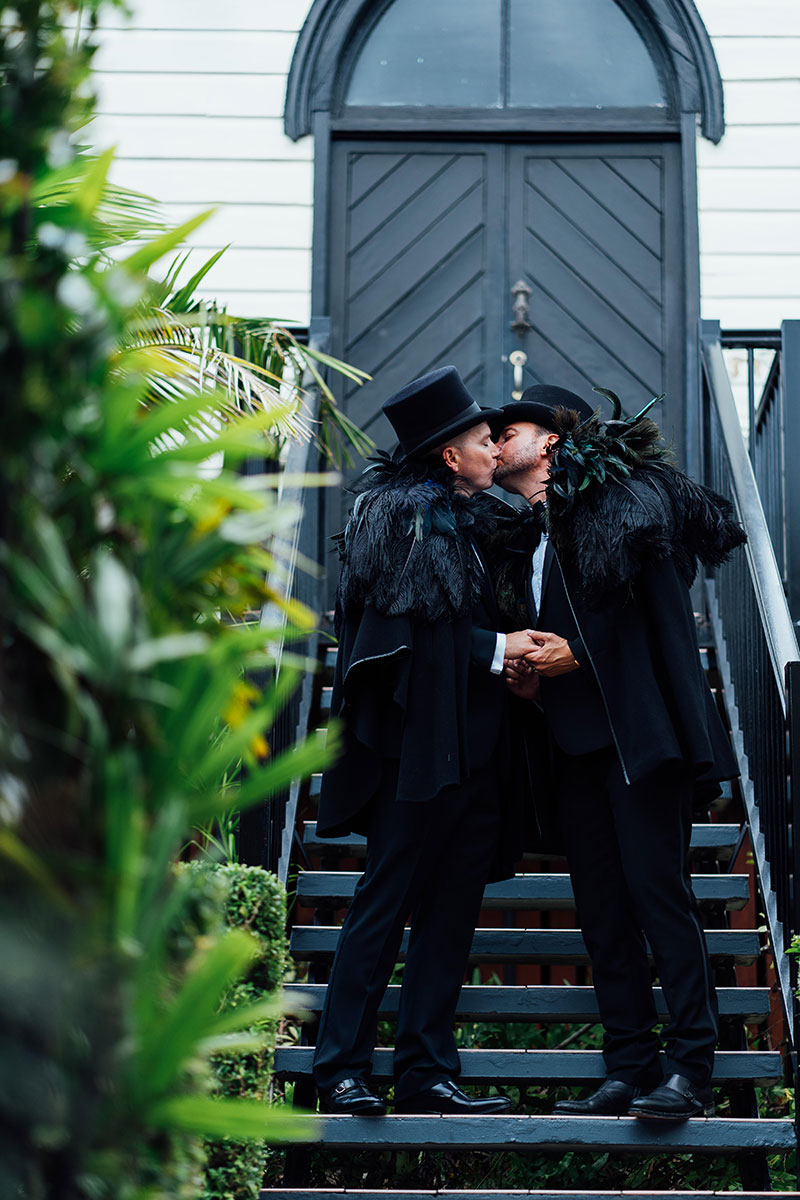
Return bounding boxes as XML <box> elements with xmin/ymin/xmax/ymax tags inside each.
<box><xmin>318</xmin><ymin>1077</ymin><xmax>386</xmax><ymax>1116</ymax></box>
<box><xmin>629</xmin><ymin>1073</ymin><xmax>715</xmax><ymax>1122</ymax></box>
<box><xmin>553</xmin><ymin>1078</ymin><xmax>643</xmax><ymax>1116</ymax></box>
<box><xmin>395</xmin><ymin>1079</ymin><xmax>514</xmax><ymax>1114</ymax></box>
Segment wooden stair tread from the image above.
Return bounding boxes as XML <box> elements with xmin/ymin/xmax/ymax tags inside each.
<box><xmin>290</xmin><ymin>926</ymin><xmax>761</xmax><ymax>965</ymax></box>
<box><xmin>296</xmin><ymin>871</ymin><xmax>749</xmax><ymax>911</ymax></box>
<box><xmin>263</xmin><ymin>1192</ymin><xmax>797</xmax><ymax>1199</ymax></box>
<box><xmin>283</xmin><ymin>1114</ymin><xmax>796</xmax><ymax>1152</ymax></box>
<box><xmin>274</xmin><ymin>1046</ymin><xmax>780</xmax><ymax>1086</ymax></box>
<box><xmin>301</xmin><ymin>821</ymin><xmax>741</xmax><ymax>860</ymax></box>
<box><xmin>284</xmin><ymin>983</ymin><xmax>770</xmax><ymax>1023</ymax></box>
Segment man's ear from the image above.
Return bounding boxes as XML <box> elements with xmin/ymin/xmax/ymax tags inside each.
<box><xmin>543</xmin><ymin>434</ymin><xmax>559</xmax><ymax>457</ymax></box>
<box><xmin>441</xmin><ymin>445</ymin><xmax>459</xmax><ymax>473</ymax></box>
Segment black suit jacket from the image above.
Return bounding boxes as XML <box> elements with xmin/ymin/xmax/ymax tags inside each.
<box><xmin>530</xmin><ymin>542</ymin><xmax>737</xmax><ymax>791</ymax></box>
<box><xmin>536</xmin><ymin>544</ymin><xmax>613</xmax><ymax>756</ymax></box>
<box><xmin>318</xmin><ymin>536</ymin><xmax>507</xmax><ymax>837</ymax></box>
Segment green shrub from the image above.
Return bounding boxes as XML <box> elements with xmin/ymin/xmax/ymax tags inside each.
<box><xmin>180</xmin><ymin>863</ymin><xmax>289</xmax><ymax>1200</ymax></box>
<box><xmin>0</xmin><ymin>3</ymin><xmax>334</xmax><ymax>1194</ymax></box>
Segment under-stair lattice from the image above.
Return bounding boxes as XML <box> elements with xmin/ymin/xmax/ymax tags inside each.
<box><xmin>263</xmin><ymin>626</ymin><xmax>797</xmax><ymax>1197</ymax></box>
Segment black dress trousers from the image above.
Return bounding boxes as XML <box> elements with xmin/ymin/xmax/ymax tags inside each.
<box><xmin>312</xmin><ymin>760</ymin><xmax>499</xmax><ymax>1102</ymax></box>
<box><xmin>556</xmin><ymin>746</ymin><xmax>718</xmax><ymax>1088</ymax></box>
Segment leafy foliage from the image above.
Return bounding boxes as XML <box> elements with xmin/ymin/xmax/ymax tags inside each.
<box><xmin>0</xmin><ymin>3</ymin><xmax>349</xmax><ymax>1195</ymax></box>
<box><xmin>546</xmin><ymin>389</ymin><xmax>669</xmax><ymax>511</ymax></box>
<box><xmin>177</xmin><ymin>864</ymin><xmax>289</xmax><ymax>1200</ymax></box>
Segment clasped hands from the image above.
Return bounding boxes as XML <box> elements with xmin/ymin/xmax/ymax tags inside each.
<box><xmin>503</xmin><ymin>629</ymin><xmax>580</xmax><ymax>701</ymax></box>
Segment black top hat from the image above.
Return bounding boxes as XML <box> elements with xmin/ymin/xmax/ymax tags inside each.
<box><xmin>382</xmin><ymin>366</ymin><xmax>496</xmax><ymax>462</ymax></box>
<box><xmin>487</xmin><ymin>384</ymin><xmax>595</xmax><ymax>438</ymax></box>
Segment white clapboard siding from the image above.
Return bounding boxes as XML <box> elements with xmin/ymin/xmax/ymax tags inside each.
<box><xmin>713</xmin><ymin>38</ymin><xmax>800</xmax><ymax>80</ymax></box>
<box><xmin>92</xmin><ymin>115</ymin><xmax>311</xmax><ymax>161</ymax></box>
<box><xmin>93</xmin><ymin>30</ymin><xmax>298</xmax><ymax>75</ymax></box>
<box><xmin>697</xmin><ymin>0</ymin><xmax>800</xmax><ymax>37</ymax></box>
<box><xmin>724</xmin><ymin>81</ymin><xmax>800</xmax><ymax>124</ymax></box>
<box><xmin>94</xmin><ymin>0</ymin><xmax>303</xmax><ymax>30</ymax></box>
<box><xmin>698</xmin><ymin>170</ymin><xmax>800</xmax><ymax>211</ymax></box>
<box><xmin>161</xmin><ymin>204</ymin><xmax>313</xmax><ymax>249</ymax></box>
<box><xmin>702</xmin><ymin>255</ymin><xmax>800</xmax><ymax>297</ymax></box>
<box><xmin>109</xmin><ymin>160</ymin><xmax>313</xmax><ymax>207</ymax></box>
<box><xmin>95</xmin><ymin>73</ymin><xmax>287</xmax><ymax>118</ymax></box>
<box><xmin>705</xmin><ymin>299</ymin><xmax>800</xmax><ymax>325</ymax></box>
<box><xmin>699</xmin><ymin>128</ymin><xmax>800</xmax><ymax>170</ymax></box>
<box><xmin>158</xmin><ymin>247</ymin><xmax>311</xmax><ymax>291</ymax></box>
<box><xmin>87</xmin><ymin>0</ymin><xmax>800</xmax><ymax>328</ymax></box>
<box><xmin>700</xmin><ymin>212</ymin><xmax>800</xmax><ymax>255</ymax></box>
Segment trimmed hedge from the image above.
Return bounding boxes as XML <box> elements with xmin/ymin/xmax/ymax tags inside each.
<box><xmin>181</xmin><ymin>863</ymin><xmax>288</xmax><ymax>1200</ymax></box>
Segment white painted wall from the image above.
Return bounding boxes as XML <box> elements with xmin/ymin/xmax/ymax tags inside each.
<box><xmin>90</xmin><ymin>0</ymin><xmax>800</xmax><ymax>332</ymax></box>
<box><xmin>93</xmin><ymin>0</ymin><xmax>315</xmax><ymax>323</ymax></box>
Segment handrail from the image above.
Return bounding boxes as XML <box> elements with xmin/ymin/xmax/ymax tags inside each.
<box><xmin>700</xmin><ymin>318</ymin><xmax>800</xmax><ymax>1035</ymax></box>
<box><xmin>259</xmin><ymin>339</ymin><xmax>327</xmax><ymax>881</ymax></box>
<box><xmin>702</xmin><ymin>324</ymin><xmax>799</xmax><ymax>677</ymax></box>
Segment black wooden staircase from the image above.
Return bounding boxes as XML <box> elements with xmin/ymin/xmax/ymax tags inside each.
<box><xmin>259</xmin><ymin>324</ymin><xmax>800</xmax><ymax>1197</ymax></box>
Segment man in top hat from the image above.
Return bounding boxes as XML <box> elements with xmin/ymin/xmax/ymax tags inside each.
<box><xmin>490</xmin><ymin>383</ymin><xmax>744</xmax><ymax>1123</ymax></box>
<box><xmin>312</xmin><ymin>366</ymin><xmax>536</xmax><ymax>1116</ymax></box>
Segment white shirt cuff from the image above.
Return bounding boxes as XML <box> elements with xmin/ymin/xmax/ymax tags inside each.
<box><xmin>490</xmin><ymin>632</ymin><xmax>506</xmax><ymax>675</ymax></box>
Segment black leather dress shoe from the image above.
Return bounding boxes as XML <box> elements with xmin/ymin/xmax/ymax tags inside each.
<box><xmin>628</xmin><ymin>1074</ymin><xmax>715</xmax><ymax>1122</ymax></box>
<box><xmin>553</xmin><ymin>1078</ymin><xmax>641</xmax><ymax>1116</ymax></box>
<box><xmin>395</xmin><ymin>1079</ymin><xmax>514</xmax><ymax>1114</ymax></box>
<box><xmin>318</xmin><ymin>1077</ymin><xmax>386</xmax><ymax>1115</ymax></box>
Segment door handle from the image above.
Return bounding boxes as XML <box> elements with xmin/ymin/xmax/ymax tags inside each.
<box><xmin>510</xmin><ymin>350</ymin><xmax>527</xmax><ymax>400</ymax></box>
<box><xmin>510</xmin><ymin>279</ymin><xmax>532</xmax><ymax>335</ymax></box>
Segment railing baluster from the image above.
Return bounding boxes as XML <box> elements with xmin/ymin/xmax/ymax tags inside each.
<box><xmin>702</xmin><ymin>319</ymin><xmax>800</xmax><ymax>1064</ymax></box>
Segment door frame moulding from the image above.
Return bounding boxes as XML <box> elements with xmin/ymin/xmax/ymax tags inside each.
<box><xmin>284</xmin><ymin>0</ymin><xmax>725</xmax><ymax>144</ymax></box>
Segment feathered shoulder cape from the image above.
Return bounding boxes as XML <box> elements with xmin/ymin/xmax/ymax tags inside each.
<box><xmin>335</xmin><ymin>455</ymin><xmax>512</xmax><ymax>623</ymax></box>
<box><xmin>543</xmin><ymin>402</ymin><xmax>746</xmax><ymax>605</ymax></box>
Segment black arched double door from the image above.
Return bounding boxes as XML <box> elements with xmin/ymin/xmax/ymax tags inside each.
<box><xmin>329</xmin><ymin>136</ymin><xmax>684</xmax><ymax>455</ymax></box>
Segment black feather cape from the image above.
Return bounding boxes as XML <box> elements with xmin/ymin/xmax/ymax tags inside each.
<box><xmin>494</xmin><ymin>407</ymin><xmax>746</xmax><ymax>615</ymax></box>
<box><xmin>319</xmin><ymin>456</ymin><xmax>520</xmax><ymax>870</ymax></box>
<box><xmin>335</xmin><ymin>454</ymin><xmax>521</xmax><ymax>624</ymax></box>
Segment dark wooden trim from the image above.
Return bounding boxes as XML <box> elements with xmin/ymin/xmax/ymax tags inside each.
<box><xmin>275</xmin><ymin>1045</ymin><xmax>781</xmax><ymax>1085</ymax></box>
<box><xmin>310</xmin><ymin>110</ymin><xmax>331</xmax><ymax>321</ymax></box>
<box><xmin>782</xmin><ymin>320</ymin><xmax>800</xmax><ymax>621</ymax></box>
<box><xmin>305</xmin><ymin>1114</ymin><xmax>796</xmax><ymax>1153</ymax></box>
<box><xmin>681</xmin><ymin>110</ymin><xmax>701</xmax><ymax>480</ymax></box>
<box><xmin>284</xmin><ymin>0</ymin><xmax>724</xmax><ymax>144</ymax></box>
<box><xmin>285</xmin><ymin>981</ymin><xmax>771</xmax><ymax>1022</ymax></box>
<box><xmin>330</xmin><ymin>110</ymin><xmax>681</xmax><ymax>137</ymax></box>
<box><xmin>290</xmin><ymin>924</ymin><xmax>761</xmax><ymax>964</ymax></box>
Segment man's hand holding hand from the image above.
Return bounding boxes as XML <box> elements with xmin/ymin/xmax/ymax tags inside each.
<box><xmin>525</xmin><ymin>631</ymin><xmax>581</xmax><ymax>677</ymax></box>
<box><xmin>504</xmin><ymin>630</ymin><xmax>538</xmax><ymax>661</ymax></box>
<box><xmin>505</xmin><ymin>659</ymin><xmax>541</xmax><ymax>702</ymax></box>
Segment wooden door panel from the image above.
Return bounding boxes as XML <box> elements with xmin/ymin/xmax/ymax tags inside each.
<box><xmin>349</xmin><ymin>153</ymin><xmax>463</xmax><ymax>250</ymax></box>
<box><xmin>329</xmin><ymin>140</ymin><xmax>684</xmax><ymax>471</ymax></box>
<box><xmin>519</xmin><ymin>191</ymin><xmax>663</xmax><ymax>349</ymax></box>
<box><xmin>529</xmin><ymin>159</ymin><xmax>662</xmax><ymax>301</ymax></box>
<box><xmin>330</xmin><ymin>141</ymin><xmax>504</xmax><ymax>453</ymax></box>
<box><xmin>347</xmin><ymin>184</ymin><xmax>485</xmax><ymax>336</ymax></box>
<box><xmin>509</xmin><ymin>143</ymin><xmax>684</xmax><ymax>438</ymax></box>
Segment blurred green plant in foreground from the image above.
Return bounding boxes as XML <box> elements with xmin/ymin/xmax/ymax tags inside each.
<box><xmin>0</xmin><ymin>2</ymin><xmax>362</xmax><ymax>1195</ymax></box>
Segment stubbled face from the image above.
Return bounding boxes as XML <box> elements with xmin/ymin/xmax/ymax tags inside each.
<box><xmin>443</xmin><ymin>422</ymin><xmax>501</xmax><ymax>494</ymax></box>
<box><xmin>494</xmin><ymin>422</ymin><xmax>555</xmax><ymax>495</ymax></box>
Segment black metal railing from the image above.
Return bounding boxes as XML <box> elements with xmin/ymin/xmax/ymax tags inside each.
<box><xmin>251</xmin><ymin>341</ymin><xmax>327</xmax><ymax>880</ymax></box>
<box><xmin>701</xmin><ymin>320</ymin><xmax>800</xmax><ymax>1045</ymax></box>
<box><xmin>722</xmin><ymin>323</ymin><xmax>800</xmax><ymax>620</ymax></box>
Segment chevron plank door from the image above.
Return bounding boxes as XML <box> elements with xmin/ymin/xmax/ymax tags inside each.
<box><xmin>329</xmin><ymin>140</ymin><xmax>506</xmax><ymax>457</ymax></box>
<box><xmin>327</xmin><ymin>138</ymin><xmax>686</xmax><ymax>525</ymax></box>
<box><xmin>507</xmin><ymin>142</ymin><xmax>685</xmax><ymax>442</ymax></box>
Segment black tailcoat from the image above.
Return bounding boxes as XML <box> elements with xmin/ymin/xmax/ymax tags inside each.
<box><xmin>535</xmin><ymin>544</ymin><xmax>738</xmax><ymax>794</ymax></box>
<box><xmin>317</xmin><ymin>468</ymin><xmax>520</xmax><ymax>878</ymax></box>
<box><xmin>492</xmin><ymin>462</ymin><xmax>744</xmax><ymax>1087</ymax></box>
